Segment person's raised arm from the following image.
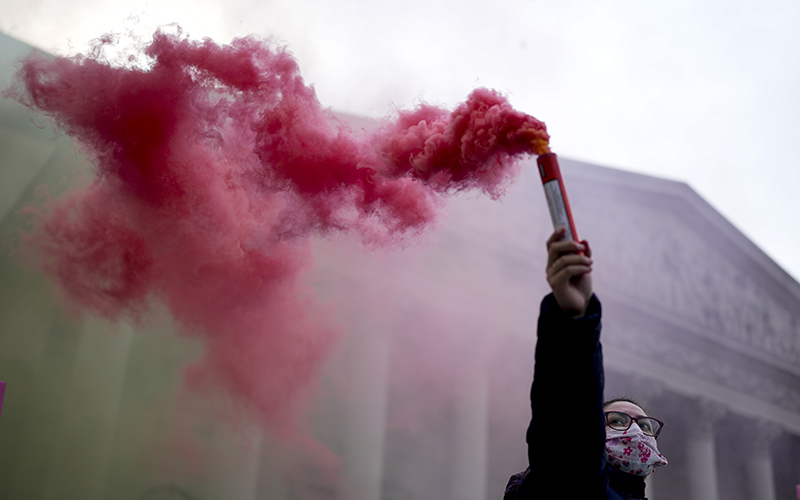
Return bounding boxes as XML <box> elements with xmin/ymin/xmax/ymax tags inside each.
<box><xmin>512</xmin><ymin>227</ymin><xmax>607</xmax><ymax>499</ymax></box>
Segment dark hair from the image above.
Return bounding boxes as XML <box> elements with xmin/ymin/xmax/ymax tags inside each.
<box><xmin>603</xmin><ymin>396</ymin><xmax>648</xmax><ymax>415</ymax></box>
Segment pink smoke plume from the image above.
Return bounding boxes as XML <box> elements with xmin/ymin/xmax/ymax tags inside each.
<box><xmin>7</xmin><ymin>28</ymin><xmax>550</xmax><ymax>431</ymax></box>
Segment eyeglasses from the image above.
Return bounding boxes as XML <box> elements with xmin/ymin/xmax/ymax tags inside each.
<box><xmin>604</xmin><ymin>411</ymin><xmax>664</xmax><ymax>438</ymax></box>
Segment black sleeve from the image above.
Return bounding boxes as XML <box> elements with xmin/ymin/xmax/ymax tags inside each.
<box><xmin>513</xmin><ymin>293</ymin><xmax>609</xmax><ymax>499</ymax></box>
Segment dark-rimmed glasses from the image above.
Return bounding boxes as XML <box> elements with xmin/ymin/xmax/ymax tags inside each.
<box><xmin>604</xmin><ymin>411</ymin><xmax>664</xmax><ymax>438</ymax></box>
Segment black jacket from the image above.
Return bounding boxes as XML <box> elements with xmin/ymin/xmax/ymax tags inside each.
<box><xmin>503</xmin><ymin>294</ymin><xmax>647</xmax><ymax>500</ymax></box>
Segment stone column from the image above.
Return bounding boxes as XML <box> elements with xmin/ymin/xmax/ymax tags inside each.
<box><xmin>450</xmin><ymin>361</ymin><xmax>489</xmax><ymax>500</ymax></box>
<box><xmin>685</xmin><ymin>400</ymin><xmax>725</xmax><ymax>500</ymax></box>
<box><xmin>255</xmin><ymin>432</ymin><xmax>291</xmax><ymax>500</ymax></box>
<box><xmin>340</xmin><ymin>325</ymin><xmax>391</xmax><ymax>500</ymax></box>
<box><xmin>210</xmin><ymin>427</ymin><xmax>266</xmax><ymax>500</ymax></box>
<box><xmin>744</xmin><ymin>421</ymin><xmax>780</xmax><ymax>500</ymax></box>
<box><xmin>39</xmin><ymin>318</ymin><xmax>134</xmax><ymax>500</ymax></box>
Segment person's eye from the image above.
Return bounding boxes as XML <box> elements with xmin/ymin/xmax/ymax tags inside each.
<box><xmin>607</xmin><ymin>413</ymin><xmax>629</xmax><ymax>427</ymax></box>
<box><xmin>639</xmin><ymin>421</ymin><xmax>653</xmax><ymax>432</ymax></box>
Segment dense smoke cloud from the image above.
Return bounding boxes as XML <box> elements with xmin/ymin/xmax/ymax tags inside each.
<box><xmin>6</xmin><ymin>27</ymin><xmax>549</xmax><ymax>432</ymax></box>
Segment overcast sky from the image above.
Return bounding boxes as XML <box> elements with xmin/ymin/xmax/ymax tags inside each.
<box><xmin>3</xmin><ymin>0</ymin><xmax>800</xmax><ymax>281</ymax></box>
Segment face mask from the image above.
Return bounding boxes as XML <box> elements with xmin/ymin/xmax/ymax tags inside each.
<box><xmin>605</xmin><ymin>425</ymin><xmax>668</xmax><ymax>477</ymax></box>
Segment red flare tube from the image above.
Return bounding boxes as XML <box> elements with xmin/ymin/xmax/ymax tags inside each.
<box><xmin>537</xmin><ymin>153</ymin><xmax>579</xmax><ymax>242</ymax></box>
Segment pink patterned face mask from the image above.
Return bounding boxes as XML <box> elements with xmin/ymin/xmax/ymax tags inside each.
<box><xmin>606</xmin><ymin>426</ymin><xmax>668</xmax><ymax>477</ymax></box>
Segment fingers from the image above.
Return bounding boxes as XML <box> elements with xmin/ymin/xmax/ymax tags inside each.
<box><xmin>547</xmin><ymin>261</ymin><xmax>592</xmax><ymax>290</ymax></box>
<box><xmin>548</xmin><ymin>264</ymin><xmax>592</xmax><ymax>288</ymax></box>
<box><xmin>546</xmin><ymin>227</ymin><xmax>567</xmax><ymax>248</ymax></box>
<box><xmin>547</xmin><ymin>234</ymin><xmax>587</xmax><ymax>267</ymax></box>
<box><xmin>547</xmin><ymin>253</ymin><xmax>593</xmax><ymax>283</ymax></box>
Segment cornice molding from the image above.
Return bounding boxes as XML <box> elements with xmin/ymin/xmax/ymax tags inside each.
<box><xmin>590</xmin><ymin>201</ymin><xmax>800</xmax><ymax>368</ymax></box>
<box><xmin>603</xmin><ymin>345</ymin><xmax>800</xmax><ymax>436</ymax></box>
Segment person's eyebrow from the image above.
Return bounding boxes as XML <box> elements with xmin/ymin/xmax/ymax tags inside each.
<box><xmin>611</xmin><ymin>410</ymin><xmax>647</xmax><ymax>419</ymax></box>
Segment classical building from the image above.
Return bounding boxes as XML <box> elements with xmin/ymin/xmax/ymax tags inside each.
<box><xmin>1</xmin><ymin>31</ymin><xmax>798</xmax><ymax>500</ymax></box>
<box><xmin>295</xmin><ymin>153</ymin><xmax>800</xmax><ymax>500</ymax></box>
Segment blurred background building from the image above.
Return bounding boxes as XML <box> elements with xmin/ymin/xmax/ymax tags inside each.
<box><xmin>1</xmin><ymin>31</ymin><xmax>799</xmax><ymax>500</ymax></box>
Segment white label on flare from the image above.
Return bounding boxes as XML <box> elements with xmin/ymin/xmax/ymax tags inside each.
<box><xmin>543</xmin><ymin>179</ymin><xmax>574</xmax><ymax>241</ymax></box>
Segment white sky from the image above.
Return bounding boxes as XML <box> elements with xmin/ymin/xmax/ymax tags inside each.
<box><xmin>3</xmin><ymin>0</ymin><xmax>800</xmax><ymax>281</ymax></box>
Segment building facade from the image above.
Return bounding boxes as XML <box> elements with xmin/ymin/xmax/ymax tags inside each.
<box><xmin>1</xmin><ymin>31</ymin><xmax>799</xmax><ymax>500</ymax></box>
<box><xmin>294</xmin><ymin>155</ymin><xmax>800</xmax><ymax>500</ymax></box>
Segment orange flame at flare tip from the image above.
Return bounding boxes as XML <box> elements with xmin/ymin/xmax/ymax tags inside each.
<box><xmin>531</xmin><ymin>137</ymin><xmax>551</xmax><ymax>156</ymax></box>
